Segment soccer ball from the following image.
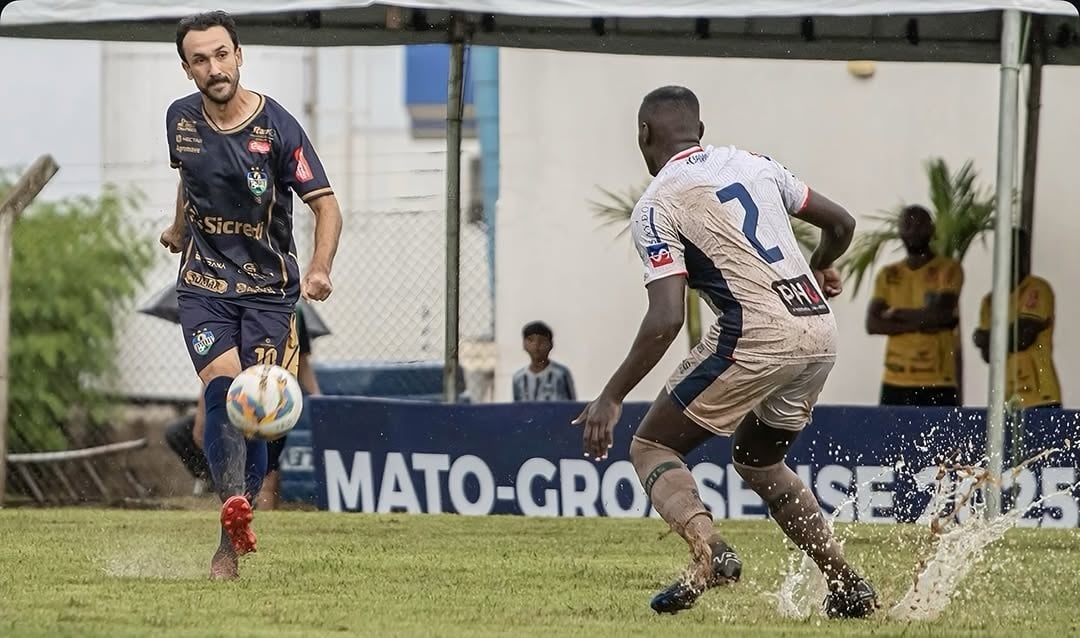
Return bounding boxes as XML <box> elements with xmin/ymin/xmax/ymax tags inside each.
<box><xmin>226</xmin><ymin>364</ymin><xmax>303</xmax><ymax>440</ymax></box>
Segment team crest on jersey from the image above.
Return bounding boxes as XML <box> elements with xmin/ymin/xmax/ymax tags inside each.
<box><xmin>646</xmin><ymin>243</ymin><xmax>674</xmax><ymax>268</ymax></box>
<box><xmin>247</xmin><ymin>168</ymin><xmax>268</xmax><ymax>200</ymax></box>
<box><xmin>192</xmin><ymin>328</ymin><xmax>216</xmax><ymax>356</ymax></box>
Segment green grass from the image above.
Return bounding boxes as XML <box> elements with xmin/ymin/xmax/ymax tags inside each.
<box><xmin>0</xmin><ymin>509</ymin><xmax>1077</xmax><ymax>637</ymax></box>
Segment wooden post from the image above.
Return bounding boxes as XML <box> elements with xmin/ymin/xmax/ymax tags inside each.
<box><xmin>0</xmin><ymin>155</ymin><xmax>60</xmax><ymax>506</ymax></box>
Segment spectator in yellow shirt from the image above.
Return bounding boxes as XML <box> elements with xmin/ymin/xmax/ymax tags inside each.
<box><xmin>973</xmin><ymin>229</ymin><xmax>1061</xmax><ymax>409</ymax></box>
<box><xmin>866</xmin><ymin>206</ymin><xmax>963</xmax><ymax>406</ymax></box>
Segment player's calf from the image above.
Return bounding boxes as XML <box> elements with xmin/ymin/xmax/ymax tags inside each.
<box><xmin>631</xmin><ymin>436</ymin><xmax>742</xmax><ymax>613</ymax></box>
<box><xmin>630</xmin><ymin>436</ymin><xmax>712</xmax><ymax>544</ymax></box>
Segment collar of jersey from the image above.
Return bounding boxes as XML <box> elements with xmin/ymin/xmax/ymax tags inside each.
<box><xmin>665</xmin><ymin>145</ymin><xmax>705</xmax><ymax>166</ymax></box>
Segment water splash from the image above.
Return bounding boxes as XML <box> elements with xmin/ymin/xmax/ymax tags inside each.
<box><xmin>770</xmin><ymin>469</ymin><xmax>878</xmax><ymax>619</ymax></box>
<box><xmin>889</xmin><ymin>448</ymin><xmax>1077</xmax><ymax>622</ymax></box>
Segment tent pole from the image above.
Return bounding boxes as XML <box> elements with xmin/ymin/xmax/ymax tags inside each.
<box><xmin>1020</xmin><ymin>13</ymin><xmax>1044</xmax><ymax>239</ymax></box>
<box><xmin>444</xmin><ymin>16</ymin><xmax>467</xmax><ymax>404</ymax></box>
<box><xmin>986</xmin><ymin>9</ymin><xmax>1024</xmax><ymax>520</ymax></box>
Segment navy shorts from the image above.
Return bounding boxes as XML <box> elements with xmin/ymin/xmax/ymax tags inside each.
<box><xmin>178</xmin><ymin>292</ymin><xmax>300</xmax><ymax>377</ymax></box>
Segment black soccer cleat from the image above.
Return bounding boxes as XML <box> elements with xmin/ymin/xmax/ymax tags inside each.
<box><xmin>823</xmin><ymin>578</ymin><xmax>879</xmax><ymax>619</ymax></box>
<box><xmin>650</xmin><ymin>539</ymin><xmax>742</xmax><ymax>614</ymax></box>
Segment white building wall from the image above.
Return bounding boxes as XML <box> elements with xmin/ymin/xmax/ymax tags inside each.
<box><xmin>0</xmin><ymin>39</ymin><xmax>103</xmax><ymax>198</ymax></box>
<box><xmin>495</xmin><ymin>50</ymin><xmax>1080</xmax><ymax>407</ymax></box>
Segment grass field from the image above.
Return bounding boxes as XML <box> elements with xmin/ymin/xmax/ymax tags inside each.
<box><xmin>0</xmin><ymin>508</ymin><xmax>1078</xmax><ymax>637</ymax></box>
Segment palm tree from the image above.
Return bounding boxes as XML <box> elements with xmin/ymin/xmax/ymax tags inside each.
<box><xmin>838</xmin><ymin>157</ymin><xmax>996</xmax><ymax>296</ymax></box>
<box><xmin>837</xmin><ymin>157</ymin><xmax>997</xmax><ymax>405</ymax></box>
<box><xmin>589</xmin><ymin>182</ymin><xmax>819</xmax><ymax>349</ymax></box>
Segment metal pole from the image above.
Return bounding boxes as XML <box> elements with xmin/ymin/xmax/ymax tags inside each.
<box><xmin>443</xmin><ymin>16</ymin><xmax>466</xmax><ymax>403</ymax></box>
<box><xmin>986</xmin><ymin>9</ymin><xmax>1024</xmax><ymax>519</ymax></box>
<box><xmin>0</xmin><ymin>155</ymin><xmax>60</xmax><ymax>506</ymax></box>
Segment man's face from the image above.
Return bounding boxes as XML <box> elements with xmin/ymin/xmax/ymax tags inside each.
<box><xmin>524</xmin><ymin>334</ymin><xmax>552</xmax><ymax>361</ymax></box>
<box><xmin>181</xmin><ymin>26</ymin><xmax>242</xmax><ymax>105</ymax></box>
<box><xmin>898</xmin><ymin>209</ymin><xmax>933</xmax><ymax>254</ymax></box>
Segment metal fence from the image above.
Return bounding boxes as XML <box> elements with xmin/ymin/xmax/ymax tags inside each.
<box><xmin>6</xmin><ymin>148</ymin><xmax>495</xmax><ymax>461</ymax></box>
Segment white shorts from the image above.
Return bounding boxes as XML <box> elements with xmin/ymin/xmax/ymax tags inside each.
<box><xmin>666</xmin><ymin>352</ymin><xmax>834</xmax><ymax>436</ymax></box>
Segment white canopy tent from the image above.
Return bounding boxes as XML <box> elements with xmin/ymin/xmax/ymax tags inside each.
<box><xmin>2</xmin><ymin>0</ymin><xmax>1078</xmax><ymax>518</ymax></box>
<box><xmin>2</xmin><ymin>1</ymin><xmax>1079</xmax><ymax>63</ymax></box>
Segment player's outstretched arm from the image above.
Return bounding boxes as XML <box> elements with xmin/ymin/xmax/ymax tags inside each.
<box><xmin>302</xmin><ymin>193</ymin><xmax>343</xmax><ymax>302</ymax></box>
<box><xmin>573</xmin><ymin>274</ymin><xmax>685</xmax><ymax>460</ymax></box>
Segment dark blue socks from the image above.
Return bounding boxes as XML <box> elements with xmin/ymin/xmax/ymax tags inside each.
<box><xmin>245</xmin><ymin>438</ymin><xmax>267</xmax><ymax>502</ymax></box>
<box><xmin>202</xmin><ymin>375</ymin><xmax>267</xmax><ymax>503</ymax></box>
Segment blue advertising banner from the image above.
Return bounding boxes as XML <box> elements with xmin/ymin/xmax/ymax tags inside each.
<box><xmin>310</xmin><ymin>398</ymin><xmax>1080</xmax><ymax>527</ymax></box>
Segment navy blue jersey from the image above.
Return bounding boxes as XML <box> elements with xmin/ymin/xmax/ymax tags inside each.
<box><xmin>166</xmin><ymin>92</ymin><xmax>333</xmax><ymax>309</ymax></box>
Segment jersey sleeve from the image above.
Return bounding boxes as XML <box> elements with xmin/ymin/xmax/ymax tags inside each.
<box><xmin>276</xmin><ymin>111</ymin><xmax>334</xmax><ymax>203</ymax></box>
<box><xmin>630</xmin><ymin>198</ymin><xmax>687</xmax><ymax>286</ymax></box>
<box><xmin>165</xmin><ymin>104</ymin><xmax>181</xmax><ymax>169</ymax></box>
<box><xmin>765</xmin><ymin>156</ymin><xmax>810</xmax><ymax>215</ymax></box>
<box><xmin>1019</xmin><ymin>278</ymin><xmax>1054</xmax><ymax>322</ymax></box>
<box><xmin>511</xmin><ymin>371</ymin><xmax>524</xmax><ymax>402</ymax></box>
<box><xmin>871</xmin><ymin>268</ymin><xmax>891</xmax><ymax>304</ymax></box>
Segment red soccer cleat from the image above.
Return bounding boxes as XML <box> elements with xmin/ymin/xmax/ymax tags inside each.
<box><xmin>220</xmin><ymin>495</ymin><xmax>257</xmax><ymax>556</ymax></box>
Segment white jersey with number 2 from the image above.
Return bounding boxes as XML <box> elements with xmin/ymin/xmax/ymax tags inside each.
<box><xmin>630</xmin><ymin>145</ymin><xmax>837</xmax><ymax>364</ymax></box>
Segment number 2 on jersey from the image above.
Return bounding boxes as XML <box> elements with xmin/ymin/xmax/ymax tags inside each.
<box><xmin>716</xmin><ymin>183</ymin><xmax>783</xmax><ymax>264</ymax></box>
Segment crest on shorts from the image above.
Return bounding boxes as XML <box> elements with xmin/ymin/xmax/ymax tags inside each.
<box><xmin>192</xmin><ymin>328</ymin><xmax>216</xmax><ymax>356</ymax></box>
<box><xmin>247</xmin><ymin>168</ymin><xmax>268</xmax><ymax>199</ymax></box>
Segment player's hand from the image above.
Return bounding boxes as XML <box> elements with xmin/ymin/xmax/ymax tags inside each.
<box><xmin>159</xmin><ymin>225</ymin><xmax>185</xmax><ymax>253</ymax></box>
<box><xmin>572</xmin><ymin>395</ymin><xmax>622</xmax><ymax>461</ymax></box>
<box><xmin>302</xmin><ymin>268</ymin><xmax>333</xmax><ymax>301</ymax></box>
<box><xmin>813</xmin><ymin>267</ymin><xmax>843</xmax><ymax>298</ymax></box>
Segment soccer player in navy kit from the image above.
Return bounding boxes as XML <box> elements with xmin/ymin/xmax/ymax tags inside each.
<box><xmin>160</xmin><ymin>11</ymin><xmax>342</xmax><ymax>580</ymax></box>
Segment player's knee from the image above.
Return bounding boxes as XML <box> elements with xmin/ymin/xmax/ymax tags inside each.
<box><xmin>199</xmin><ymin>349</ymin><xmax>242</xmax><ymax>386</ymax></box>
<box><xmin>629</xmin><ymin>436</ymin><xmax>684</xmax><ymax>493</ymax></box>
<box><xmin>631</xmin><ymin>436</ymin><xmax>710</xmax><ymax>534</ymax></box>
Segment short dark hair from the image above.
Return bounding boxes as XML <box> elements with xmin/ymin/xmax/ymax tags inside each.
<box><xmin>640</xmin><ymin>85</ymin><xmax>700</xmax><ymax>118</ymax></box>
<box><xmin>522</xmin><ymin>321</ymin><xmax>553</xmax><ymax>340</ymax></box>
<box><xmin>900</xmin><ymin>204</ymin><xmax>932</xmax><ymax>222</ymax></box>
<box><xmin>176</xmin><ymin>11</ymin><xmax>239</xmax><ymax>62</ymax></box>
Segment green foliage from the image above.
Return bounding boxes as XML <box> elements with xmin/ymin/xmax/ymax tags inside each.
<box><xmin>1</xmin><ymin>175</ymin><xmax>154</xmax><ymax>451</ymax></box>
<box><xmin>838</xmin><ymin>158</ymin><xmax>997</xmax><ymax>296</ymax></box>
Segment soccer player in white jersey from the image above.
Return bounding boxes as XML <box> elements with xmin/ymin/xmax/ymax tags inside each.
<box><xmin>574</xmin><ymin>86</ymin><xmax>877</xmax><ymax>619</ymax></box>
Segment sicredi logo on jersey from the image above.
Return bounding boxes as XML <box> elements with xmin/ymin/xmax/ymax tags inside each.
<box><xmin>646</xmin><ymin>243</ymin><xmax>674</xmax><ymax>268</ymax></box>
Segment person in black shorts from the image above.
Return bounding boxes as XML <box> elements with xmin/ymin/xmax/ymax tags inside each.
<box><xmin>165</xmin><ymin>305</ymin><xmax>322</xmax><ymax>508</ymax></box>
<box><xmin>160</xmin><ymin>11</ymin><xmax>342</xmax><ymax>580</ymax></box>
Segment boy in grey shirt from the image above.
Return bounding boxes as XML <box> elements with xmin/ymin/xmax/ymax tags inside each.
<box><xmin>512</xmin><ymin>321</ymin><xmax>576</xmax><ymax>402</ymax></box>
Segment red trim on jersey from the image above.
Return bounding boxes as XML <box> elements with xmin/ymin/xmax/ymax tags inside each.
<box><xmin>797</xmin><ymin>187</ymin><xmax>812</xmax><ymax>213</ymax></box>
<box><xmin>667</xmin><ymin>146</ymin><xmax>704</xmax><ymax>164</ymax></box>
